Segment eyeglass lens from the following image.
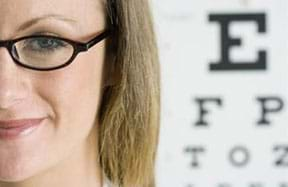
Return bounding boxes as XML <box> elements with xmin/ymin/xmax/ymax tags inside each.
<box><xmin>12</xmin><ymin>36</ymin><xmax>74</xmax><ymax>69</ymax></box>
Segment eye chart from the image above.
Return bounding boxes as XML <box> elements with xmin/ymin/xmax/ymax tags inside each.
<box><xmin>153</xmin><ymin>0</ymin><xmax>288</xmax><ymax>187</ymax></box>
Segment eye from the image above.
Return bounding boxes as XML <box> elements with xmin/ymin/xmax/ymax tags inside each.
<box><xmin>22</xmin><ymin>37</ymin><xmax>69</xmax><ymax>53</ymax></box>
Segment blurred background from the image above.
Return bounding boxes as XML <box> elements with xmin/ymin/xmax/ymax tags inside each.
<box><xmin>152</xmin><ymin>0</ymin><xmax>288</xmax><ymax>186</ymax></box>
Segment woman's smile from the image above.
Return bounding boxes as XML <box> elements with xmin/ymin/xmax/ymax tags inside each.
<box><xmin>0</xmin><ymin>118</ymin><xmax>46</xmax><ymax>140</ymax></box>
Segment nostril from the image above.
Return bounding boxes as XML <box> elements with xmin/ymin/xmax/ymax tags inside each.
<box><xmin>0</xmin><ymin>75</ymin><xmax>28</xmax><ymax>110</ymax></box>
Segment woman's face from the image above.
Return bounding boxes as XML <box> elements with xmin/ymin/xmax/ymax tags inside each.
<box><xmin>0</xmin><ymin>0</ymin><xmax>106</xmax><ymax>181</ymax></box>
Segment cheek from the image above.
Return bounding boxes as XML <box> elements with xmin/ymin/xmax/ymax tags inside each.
<box><xmin>33</xmin><ymin>46</ymin><xmax>105</xmax><ymax>146</ymax></box>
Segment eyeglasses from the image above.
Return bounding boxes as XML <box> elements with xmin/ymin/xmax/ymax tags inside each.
<box><xmin>0</xmin><ymin>30</ymin><xmax>111</xmax><ymax>71</ymax></box>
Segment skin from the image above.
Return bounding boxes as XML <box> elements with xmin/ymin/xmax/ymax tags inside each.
<box><xmin>0</xmin><ymin>0</ymin><xmax>108</xmax><ymax>186</ymax></box>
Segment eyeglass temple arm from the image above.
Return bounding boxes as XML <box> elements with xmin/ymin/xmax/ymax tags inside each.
<box><xmin>82</xmin><ymin>30</ymin><xmax>112</xmax><ymax>51</ymax></box>
<box><xmin>83</xmin><ymin>0</ymin><xmax>117</xmax><ymax>51</ymax></box>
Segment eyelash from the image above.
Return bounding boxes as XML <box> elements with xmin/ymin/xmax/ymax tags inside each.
<box><xmin>23</xmin><ymin>37</ymin><xmax>68</xmax><ymax>53</ymax></box>
<box><xmin>31</xmin><ymin>31</ymin><xmax>60</xmax><ymax>37</ymax></box>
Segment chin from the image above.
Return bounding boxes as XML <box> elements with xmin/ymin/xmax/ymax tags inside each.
<box><xmin>0</xmin><ymin>163</ymin><xmax>35</xmax><ymax>182</ymax></box>
<box><xmin>0</xmin><ymin>154</ymin><xmax>46</xmax><ymax>183</ymax></box>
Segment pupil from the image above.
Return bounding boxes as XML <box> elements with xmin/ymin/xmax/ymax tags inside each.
<box><xmin>39</xmin><ymin>39</ymin><xmax>53</xmax><ymax>48</ymax></box>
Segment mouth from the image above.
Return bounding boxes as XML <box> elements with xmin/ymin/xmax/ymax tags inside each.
<box><xmin>0</xmin><ymin>118</ymin><xmax>46</xmax><ymax>140</ymax></box>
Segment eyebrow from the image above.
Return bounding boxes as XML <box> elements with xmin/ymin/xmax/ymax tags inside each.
<box><xmin>16</xmin><ymin>14</ymin><xmax>77</xmax><ymax>32</ymax></box>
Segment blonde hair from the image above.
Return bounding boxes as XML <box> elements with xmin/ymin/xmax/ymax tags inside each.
<box><xmin>99</xmin><ymin>0</ymin><xmax>160</xmax><ymax>187</ymax></box>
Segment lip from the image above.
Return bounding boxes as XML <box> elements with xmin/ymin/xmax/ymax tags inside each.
<box><xmin>0</xmin><ymin>118</ymin><xmax>45</xmax><ymax>140</ymax></box>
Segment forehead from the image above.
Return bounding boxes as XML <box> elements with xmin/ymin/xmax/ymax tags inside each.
<box><xmin>0</xmin><ymin>0</ymin><xmax>105</xmax><ymax>36</ymax></box>
<box><xmin>0</xmin><ymin>0</ymin><xmax>104</xmax><ymax>17</ymax></box>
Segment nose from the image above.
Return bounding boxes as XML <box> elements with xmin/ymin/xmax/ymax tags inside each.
<box><xmin>0</xmin><ymin>48</ymin><xmax>28</xmax><ymax>109</ymax></box>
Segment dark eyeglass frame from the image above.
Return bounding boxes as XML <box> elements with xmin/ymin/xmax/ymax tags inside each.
<box><xmin>0</xmin><ymin>29</ymin><xmax>112</xmax><ymax>71</ymax></box>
